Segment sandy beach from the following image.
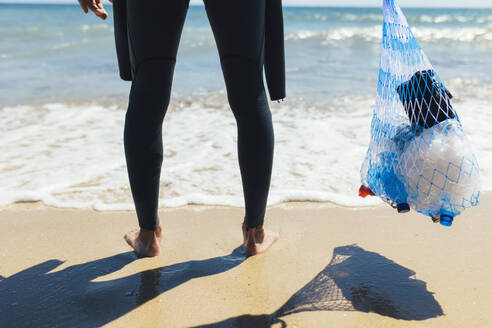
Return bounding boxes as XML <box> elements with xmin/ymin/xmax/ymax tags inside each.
<box><xmin>1</xmin><ymin>2</ymin><xmax>491</xmax><ymax>327</ymax></box>
<box><xmin>1</xmin><ymin>194</ymin><xmax>491</xmax><ymax>328</ymax></box>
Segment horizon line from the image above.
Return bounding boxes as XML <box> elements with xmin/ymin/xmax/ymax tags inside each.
<box><xmin>0</xmin><ymin>2</ymin><xmax>491</xmax><ymax>9</ymax></box>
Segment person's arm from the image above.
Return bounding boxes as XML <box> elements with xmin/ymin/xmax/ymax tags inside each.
<box><xmin>77</xmin><ymin>0</ymin><xmax>112</xmax><ymax>20</ymax></box>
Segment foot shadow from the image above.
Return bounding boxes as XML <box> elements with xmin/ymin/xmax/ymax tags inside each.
<box><xmin>0</xmin><ymin>246</ymin><xmax>245</xmax><ymax>328</ymax></box>
<box><xmin>194</xmin><ymin>244</ymin><xmax>444</xmax><ymax>327</ymax></box>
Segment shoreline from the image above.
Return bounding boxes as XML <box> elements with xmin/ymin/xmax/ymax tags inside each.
<box><xmin>0</xmin><ymin>198</ymin><xmax>373</xmax><ymax>211</ymax></box>
<box><xmin>1</xmin><ymin>193</ymin><xmax>490</xmax><ymax>327</ymax></box>
<box><xmin>1</xmin><ymin>189</ymin><xmax>484</xmax><ymax>212</ymax></box>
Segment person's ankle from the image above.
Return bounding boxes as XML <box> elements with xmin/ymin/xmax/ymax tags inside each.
<box><xmin>139</xmin><ymin>228</ymin><xmax>157</xmax><ymax>243</ymax></box>
<box><xmin>155</xmin><ymin>225</ymin><xmax>162</xmax><ymax>239</ymax></box>
<box><xmin>242</xmin><ymin>224</ymin><xmax>265</xmax><ymax>244</ymax></box>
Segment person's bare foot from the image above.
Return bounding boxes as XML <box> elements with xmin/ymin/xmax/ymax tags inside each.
<box><xmin>242</xmin><ymin>224</ymin><xmax>279</xmax><ymax>257</ymax></box>
<box><xmin>124</xmin><ymin>225</ymin><xmax>162</xmax><ymax>258</ymax></box>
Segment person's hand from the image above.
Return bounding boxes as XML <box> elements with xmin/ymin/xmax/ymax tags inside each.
<box><xmin>77</xmin><ymin>0</ymin><xmax>112</xmax><ymax>20</ymax></box>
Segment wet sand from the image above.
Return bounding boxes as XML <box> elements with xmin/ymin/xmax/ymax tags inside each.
<box><xmin>1</xmin><ymin>194</ymin><xmax>491</xmax><ymax>328</ymax></box>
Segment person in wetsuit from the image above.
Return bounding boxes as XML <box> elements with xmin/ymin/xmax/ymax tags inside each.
<box><xmin>78</xmin><ymin>0</ymin><xmax>285</xmax><ymax>257</ymax></box>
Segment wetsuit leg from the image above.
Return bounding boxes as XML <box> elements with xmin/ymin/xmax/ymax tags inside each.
<box><xmin>205</xmin><ymin>0</ymin><xmax>274</xmax><ymax>228</ymax></box>
<box><xmin>123</xmin><ymin>0</ymin><xmax>189</xmax><ymax>231</ymax></box>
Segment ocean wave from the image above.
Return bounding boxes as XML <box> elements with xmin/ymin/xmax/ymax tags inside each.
<box><xmin>412</xmin><ymin>26</ymin><xmax>492</xmax><ymax>42</ymax></box>
<box><xmin>287</xmin><ymin>12</ymin><xmax>492</xmax><ymax>24</ymax></box>
<box><xmin>286</xmin><ymin>26</ymin><xmax>381</xmax><ymax>42</ymax></box>
<box><xmin>1</xmin><ymin>87</ymin><xmax>490</xmax><ymax>210</ymax></box>
<box><xmin>414</xmin><ymin>14</ymin><xmax>491</xmax><ymax>24</ymax></box>
<box><xmin>51</xmin><ymin>39</ymin><xmax>90</xmax><ymax>50</ymax></box>
<box><xmin>0</xmin><ymin>23</ymin><xmax>114</xmax><ymax>42</ymax></box>
<box><xmin>289</xmin><ymin>12</ymin><xmax>382</xmax><ymax>23</ymax></box>
<box><xmin>286</xmin><ymin>26</ymin><xmax>492</xmax><ymax>43</ymax></box>
<box><xmin>79</xmin><ymin>23</ymin><xmax>112</xmax><ymax>32</ymax></box>
<box><xmin>339</xmin><ymin>13</ymin><xmax>381</xmax><ymax>22</ymax></box>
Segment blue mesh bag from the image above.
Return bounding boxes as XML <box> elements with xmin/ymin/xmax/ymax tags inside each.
<box><xmin>359</xmin><ymin>0</ymin><xmax>480</xmax><ymax>226</ymax></box>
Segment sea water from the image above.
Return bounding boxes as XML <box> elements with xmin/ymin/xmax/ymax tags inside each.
<box><xmin>1</xmin><ymin>4</ymin><xmax>491</xmax><ymax>210</ymax></box>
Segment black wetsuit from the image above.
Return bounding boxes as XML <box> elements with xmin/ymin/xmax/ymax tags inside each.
<box><xmin>112</xmin><ymin>0</ymin><xmax>285</xmax><ymax>230</ymax></box>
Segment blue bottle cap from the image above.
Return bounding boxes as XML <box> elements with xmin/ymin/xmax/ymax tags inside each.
<box><xmin>397</xmin><ymin>203</ymin><xmax>410</xmax><ymax>213</ymax></box>
<box><xmin>440</xmin><ymin>214</ymin><xmax>454</xmax><ymax>227</ymax></box>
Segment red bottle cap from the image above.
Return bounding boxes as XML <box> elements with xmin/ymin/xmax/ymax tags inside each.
<box><xmin>358</xmin><ymin>185</ymin><xmax>375</xmax><ymax>198</ymax></box>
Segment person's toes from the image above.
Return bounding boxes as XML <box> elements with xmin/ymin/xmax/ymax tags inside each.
<box><xmin>123</xmin><ymin>233</ymin><xmax>134</xmax><ymax>248</ymax></box>
<box><xmin>252</xmin><ymin>229</ymin><xmax>279</xmax><ymax>255</ymax></box>
<box><xmin>123</xmin><ymin>228</ymin><xmax>139</xmax><ymax>247</ymax></box>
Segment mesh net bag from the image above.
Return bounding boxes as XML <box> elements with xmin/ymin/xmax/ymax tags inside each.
<box><xmin>359</xmin><ymin>0</ymin><xmax>480</xmax><ymax>226</ymax></box>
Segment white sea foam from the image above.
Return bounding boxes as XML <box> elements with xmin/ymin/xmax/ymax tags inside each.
<box><xmin>80</xmin><ymin>23</ymin><xmax>112</xmax><ymax>32</ymax></box>
<box><xmin>1</xmin><ymin>86</ymin><xmax>490</xmax><ymax>210</ymax></box>
<box><xmin>52</xmin><ymin>42</ymin><xmax>74</xmax><ymax>50</ymax></box>
<box><xmin>286</xmin><ymin>27</ymin><xmax>381</xmax><ymax>42</ymax></box>
<box><xmin>298</xmin><ymin>13</ymin><xmax>489</xmax><ymax>24</ymax></box>
<box><xmin>420</xmin><ymin>15</ymin><xmax>471</xmax><ymax>24</ymax></box>
<box><xmin>340</xmin><ymin>13</ymin><xmax>381</xmax><ymax>22</ymax></box>
<box><xmin>286</xmin><ymin>26</ymin><xmax>492</xmax><ymax>43</ymax></box>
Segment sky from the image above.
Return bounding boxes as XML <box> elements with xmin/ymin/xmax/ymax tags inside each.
<box><xmin>1</xmin><ymin>0</ymin><xmax>491</xmax><ymax>8</ymax></box>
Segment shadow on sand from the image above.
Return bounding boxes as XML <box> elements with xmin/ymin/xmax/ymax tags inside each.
<box><xmin>0</xmin><ymin>246</ymin><xmax>245</xmax><ymax>328</ymax></box>
<box><xmin>193</xmin><ymin>245</ymin><xmax>444</xmax><ymax>327</ymax></box>
<box><xmin>1</xmin><ymin>244</ymin><xmax>443</xmax><ymax>328</ymax></box>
